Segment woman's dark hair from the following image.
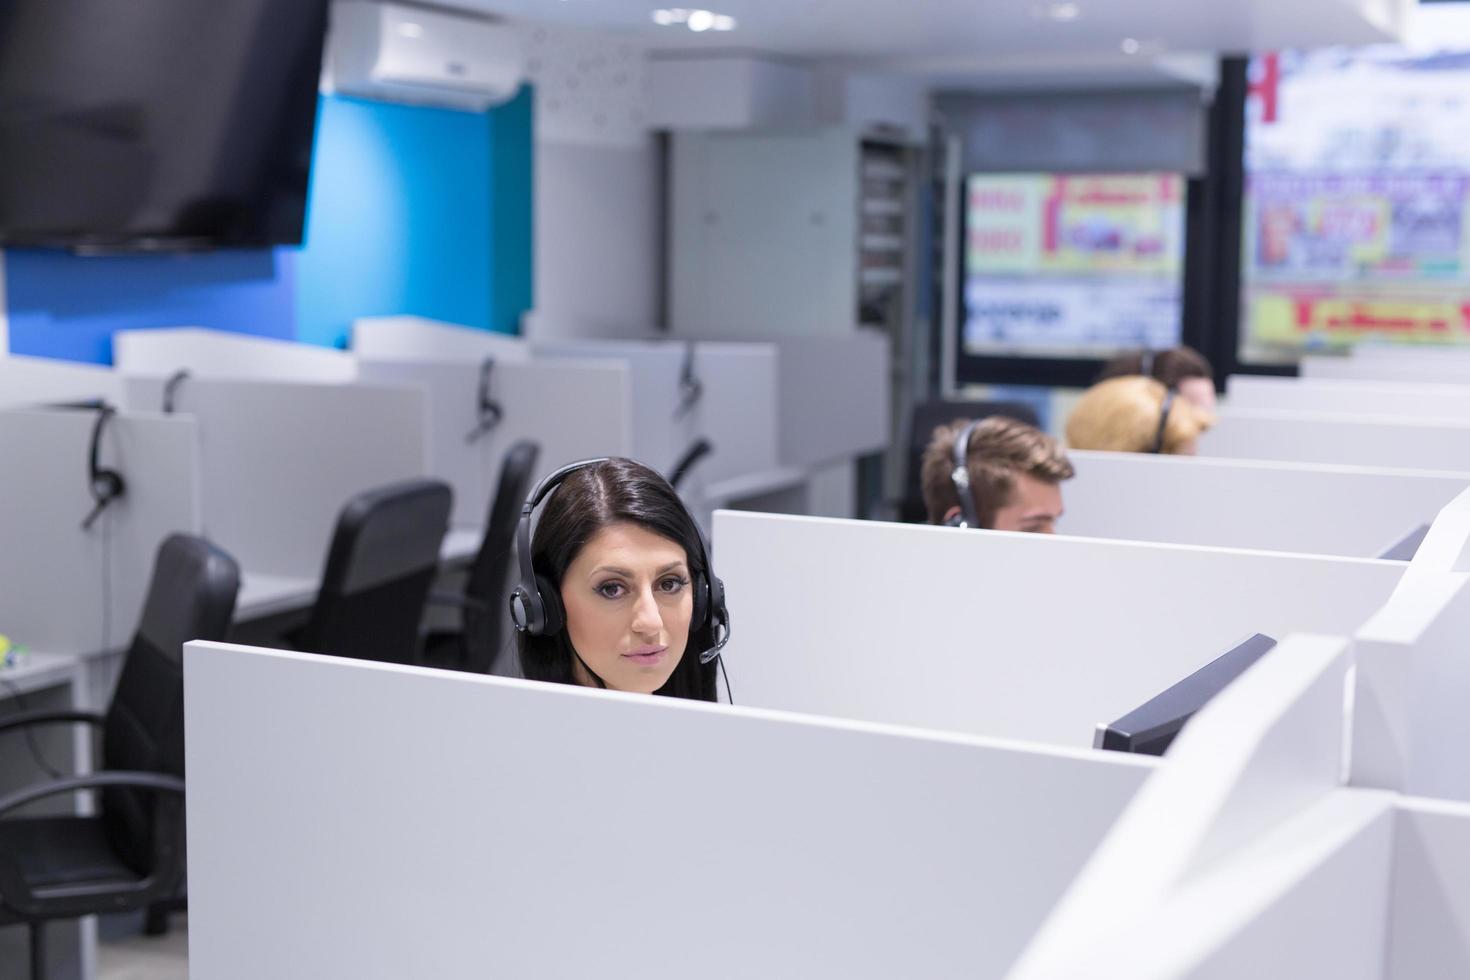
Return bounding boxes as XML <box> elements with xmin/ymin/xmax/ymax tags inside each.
<box><xmin>1096</xmin><ymin>345</ymin><xmax>1214</xmax><ymax>390</ymax></box>
<box><xmin>516</xmin><ymin>458</ymin><xmax>718</xmax><ymax>702</ymax></box>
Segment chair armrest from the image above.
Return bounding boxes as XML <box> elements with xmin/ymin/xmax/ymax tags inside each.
<box><xmin>0</xmin><ymin>709</ymin><xmax>106</xmax><ymax>738</ymax></box>
<box><xmin>0</xmin><ymin>771</ymin><xmax>187</xmax><ymax>918</ymax></box>
<box><xmin>0</xmin><ymin>771</ymin><xmax>185</xmax><ymax>819</ymax></box>
<box><xmin>426</xmin><ymin>591</ymin><xmax>488</xmax><ymax>614</ymax></box>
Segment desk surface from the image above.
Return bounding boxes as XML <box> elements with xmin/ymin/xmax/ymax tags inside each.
<box><xmin>0</xmin><ymin>651</ymin><xmax>83</xmax><ymax>697</ymax></box>
<box><xmin>236</xmin><ymin>526</ymin><xmax>485</xmax><ymax>622</ymax></box>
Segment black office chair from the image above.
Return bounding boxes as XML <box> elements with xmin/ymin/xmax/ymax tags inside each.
<box><xmin>0</xmin><ymin>534</ymin><xmax>240</xmax><ymax>980</ymax></box>
<box><xmin>896</xmin><ymin>398</ymin><xmax>1041</xmax><ymax>524</ymax></box>
<box><xmin>296</xmin><ymin>478</ymin><xmax>453</xmax><ymax>666</ymax></box>
<box><xmin>424</xmin><ymin>441</ymin><xmax>539</xmax><ymax>675</ymax></box>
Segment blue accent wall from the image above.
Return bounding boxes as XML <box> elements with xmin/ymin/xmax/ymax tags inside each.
<box><xmin>3</xmin><ymin>89</ymin><xmax>533</xmax><ymax>362</ymax></box>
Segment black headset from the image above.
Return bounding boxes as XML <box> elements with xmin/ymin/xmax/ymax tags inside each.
<box><xmin>509</xmin><ymin>458</ymin><xmax>731</xmax><ymax>665</ymax></box>
<box><xmin>1150</xmin><ymin>388</ymin><xmax>1175</xmax><ymax>455</ymax></box>
<box><xmin>464</xmin><ymin>356</ymin><xmax>504</xmax><ymax>443</ymax></box>
<box><xmin>82</xmin><ymin>404</ymin><xmax>126</xmax><ymax>530</ymax></box>
<box><xmin>674</xmin><ymin>342</ymin><xmax>702</xmax><ymax>420</ymax></box>
<box><xmin>162</xmin><ymin>369</ymin><xmax>190</xmax><ymax>414</ymax></box>
<box><xmin>945</xmin><ymin>420</ymin><xmax>982</xmax><ymax>529</ymax></box>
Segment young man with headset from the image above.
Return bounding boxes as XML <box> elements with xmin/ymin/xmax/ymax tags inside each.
<box><xmin>919</xmin><ymin>416</ymin><xmax>1075</xmax><ymax>534</ymax></box>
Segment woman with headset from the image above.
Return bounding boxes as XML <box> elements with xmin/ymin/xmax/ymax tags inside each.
<box><xmin>510</xmin><ymin>457</ymin><xmax>729</xmax><ymax>702</ymax></box>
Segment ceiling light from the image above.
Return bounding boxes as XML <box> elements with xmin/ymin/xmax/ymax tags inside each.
<box><xmin>1034</xmin><ymin>2</ymin><xmax>1081</xmax><ymax>21</ymax></box>
<box><xmin>652</xmin><ymin>7</ymin><xmax>733</xmax><ymax>31</ymax></box>
<box><xmin>1121</xmin><ymin>37</ymin><xmax>1141</xmax><ymax>54</ymax></box>
<box><xmin>397</xmin><ymin>21</ymin><xmax>423</xmax><ymax>38</ymax></box>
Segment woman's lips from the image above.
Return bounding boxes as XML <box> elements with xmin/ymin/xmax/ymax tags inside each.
<box><xmin>622</xmin><ymin>645</ymin><xmax>667</xmax><ymax>666</ymax></box>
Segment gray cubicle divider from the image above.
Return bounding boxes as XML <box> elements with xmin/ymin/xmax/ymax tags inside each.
<box><xmin>356</xmin><ymin>357</ymin><xmax>635</xmax><ymax>528</ymax></box>
<box><xmin>166</xmin><ymin>378</ymin><xmax>428</xmax><ymax>579</ymax></box>
<box><xmin>184</xmin><ymin>641</ymin><xmax>1156</xmax><ymax>980</ymax></box>
<box><xmin>1227</xmin><ymin>374</ymin><xmax>1470</xmax><ymax>419</ymax></box>
<box><xmin>530</xmin><ymin>339</ymin><xmax>698</xmax><ymax>476</ymax></box>
<box><xmin>766</xmin><ymin>333</ymin><xmax>890</xmax><ymax>469</ymax></box>
<box><xmin>711</xmin><ymin>511</ymin><xmax>1405</xmax><ymax>749</ymax></box>
<box><xmin>1202</xmin><ymin>409</ymin><xmax>1470</xmax><ymax>472</ymax></box>
<box><xmin>114</xmin><ymin>326</ymin><xmax>359</xmax><ymax>383</ymax></box>
<box><xmin>1064</xmin><ymin>451</ymin><xmax>1470</xmax><ymax>559</ymax></box>
<box><xmin>351</xmin><ymin>315</ymin><xmax>531</xmax><ymax>363</ymax></box>
<box><xmin>0</xmin><ymin>353</ymin><xmax>125</xmax><ymax>409</ymax></box>
<box><xmin>0</xmin><ymin>408</ymin><xmax>201</xmax><ymax>657</ymax></box>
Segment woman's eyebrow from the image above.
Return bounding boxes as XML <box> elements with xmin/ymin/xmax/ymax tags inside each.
<box><xmin>591</xmin><ymin>565</ymin><xmax>633</xmax><ymax>577</ymax></box>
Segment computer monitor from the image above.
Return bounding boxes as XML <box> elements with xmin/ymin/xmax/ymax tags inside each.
<box><xmin>1094</xmin><ymin>633</ymin><xmax>1278</xmax><ymax>756</ymax></box>
<box><xmin>1376</xmin><ymin>523</ymin><xmax>1430</xmax><ymax>562</ymax></box>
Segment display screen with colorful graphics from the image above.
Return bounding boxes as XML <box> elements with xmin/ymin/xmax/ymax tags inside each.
<box><xmin>1243</xmin><ymin>49</ymin><xmax>1470</xmax><ymax>362</ymax></box>
<box><xmin>962</xmin><ymin>173</ymin><xmax>1186</xmax><ymax>359</ymax></box>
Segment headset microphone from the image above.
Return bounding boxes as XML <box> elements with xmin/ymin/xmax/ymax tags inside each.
<box><xmin>162</xmin><ymin>369</ymin><xmax>190</xmax><ymax>414</ymax></box>
<box><xmin>82</xmin><ymin>404</ymin><xmax>126</xmax><ymax>531</ymax></box>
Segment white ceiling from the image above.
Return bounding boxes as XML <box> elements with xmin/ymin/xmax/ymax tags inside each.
<box><xmin>446</xmin><ymin>0</ymin><xmax>1412</xmax><ymax>76</ymax></box>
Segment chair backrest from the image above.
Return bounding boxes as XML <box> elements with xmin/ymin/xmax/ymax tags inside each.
<box><xmin>301</xmin><ymin>478</ymin><xmax>453</xmax><ymax>666</ymax></box>
<box><xmin>900</xmin><ymin>399</ymin><xmax>1042</xmax><ymax>523</ymax></box>
<box><xmin>464</xmin><ymin>441</ymin><xmax>540</xmax><ymax>674</ymax></box>
<box><xmin>103</xmin><ymin>533</ymin><xmax>240</xmax><ymax>874</ymax></box>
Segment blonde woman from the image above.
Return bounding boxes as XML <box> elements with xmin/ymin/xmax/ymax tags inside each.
<box><xmin>1065</xmin><ymin>376</ymin><xmax>1214</xmax><ymax>455</ymax></box>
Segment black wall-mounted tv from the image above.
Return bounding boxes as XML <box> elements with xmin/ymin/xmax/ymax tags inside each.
<box><xmin>0</xmin><ymin>0</ymin><xmax>330</xmax><ymax>252</ymax></box>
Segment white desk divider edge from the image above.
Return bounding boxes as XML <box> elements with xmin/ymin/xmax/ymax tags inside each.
<box><xmin>711</xmin><ymin>510</ymin><xmax>1405</xmax><ymax>749</ymax></box>
<box><xmin>114</xmin><ymin>326</ymin><xmax>358</xmax><ymax>383</ymax></box>
<box><xmin>1202</xmin><ymin>408</ymin><xmax>1470</xmax><ymax>471</ymax></box>
<box><xmin>1063</xmin><ymin>450</ymin><xmax>1470</xmax><ymax>559</ymax></box>
<box><xmin>184</xmin><ymin>640</ymin><xmax>1155</xmax><ymax>980</ymax></box>
<box><xmin>356</xmin><ymin>357</ymin><xmax>635</xmax><ymax>528</ymax></box>
<box><xmin>0</xmin><ymin>408</ymin><xmax>200</xmax><ymax>655</ymax></box>
<box><xmin>173</xmin><ymin>377</ymin><xmax>428</xmax><ymax>579</ymax></box>
<box><xmin>351</xmin><ymin>315</ymin><xmax>531</xmax><ymax>362</ymax></box>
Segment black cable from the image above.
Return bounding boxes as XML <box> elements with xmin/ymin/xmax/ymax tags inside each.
<box><xmin>718</xmin><ymin>655</ymin><xmax>734</xmax><ymax>705</ymax></box>
<box><xmin>101</xmin><ymin>505</ymin><xmax>113</xmax><ymax>656</ymax></box>
<box><xmin>0</xmin><ymin>677</ymin><xmax>65</xmax><ymax>780</ymax></box>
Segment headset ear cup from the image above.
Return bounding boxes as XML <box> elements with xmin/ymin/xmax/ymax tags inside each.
<box><xmin>535</xmin><ymin>573</ymin><xmax>565</xmax><ymax>636</ymax></box>
<box><xmin>691</xmin><ymin>571</ymin><xmax>710</xmax><ymax>631</ymax></box>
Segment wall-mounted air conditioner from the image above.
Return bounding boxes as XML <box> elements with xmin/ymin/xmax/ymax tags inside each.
<box><xmin>329</xmin><ymin>1</ymin><xmax>524</xmax><ymax>112</ymax></box>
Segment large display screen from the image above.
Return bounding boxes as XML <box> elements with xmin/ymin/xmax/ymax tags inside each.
<box><xmin>0</xmin><ymin>0</ymin><xmax>330</xmax><ymax>251</ymax></box>
<box><xmin>1242</xmin><ymin>48</ymin><xmax>1470</xmax><ymax>362</ymax></box>
<box><xmin>962</xmin><ymin>172</ymin><xmax>1186</xmax><ymax>359</ymax></box>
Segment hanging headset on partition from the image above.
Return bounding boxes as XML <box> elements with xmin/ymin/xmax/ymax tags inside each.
<box><xmin>161</xmin><ymin>369</ymin><xmax>190</xmax><ymax>415</ymax></box>
<box><xmin>464</xmin><ymin>356</ymin><xmax>504</xmax><ymax>443</ymax></box>
<box><xmin>509</xmin><ymin>458</ymin><xmax>731</xmax><ymax>665</ymax></box>
<box><xmin>674</xmin><ymin>342</ymin><xmax>702</xmax><ymax>420</ymax></box>
<box><xmin>82</xmin><ymin>404</ymin><xmax>127</xmax><ymax>530</ymax></box>
<box><xmin>1139</xmin><ymin>348</ymin><xmax>1156</xmax><ymax>380</ymax></box>
<box><xmin>945</xmin><ymin>420</ymin><xmax>982</xmax><ymax>529</ymax></box>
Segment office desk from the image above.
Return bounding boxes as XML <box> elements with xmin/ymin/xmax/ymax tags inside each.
<box><xmin>234</xmin><ymin>527</ymin><xmax>485</xmax><ymax>625</ymax></box>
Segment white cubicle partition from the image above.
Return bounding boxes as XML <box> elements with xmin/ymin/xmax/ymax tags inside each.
<box><xmin>1064</xmin><ymin>451</ymin><xmax>1467</xmax><ymax>559</ymax></box>
<box><xmin>768</xmin><ymin>333</ymin><xmax>889</xmax><ymax>469</ymax></box>
<box><xmin>356</xmin><ymin>357</ymin><xmax>634</xmax><ymax>527</ymax></box>
<box><xmin>114</xmin><ymin>326</ymin><xmax>358</xmax><ymax>383</ymax></box>
<box><xmin>1386</xmin><ymin>796</ymin><xmax>1470</xmax><ymax>979</ymax></box>
<box><xmin>1201</xmin><ymin>409</ymin><xmax>1470</xmax><ymax>471</ymax></box>
<box><xmin>1008</xmin><ymin>635</ymin><xmax>1394</xmax><ymax>980</ymax></box>
<box><xmin>712</xmin><ymin>511</ymin><xmax>1404</xmax><ymax>748</ymax></box>
<box><xmin>0</xmin><ymin>353</ymin><xmax>124</xmax><ymax>408</ymax></box>
<box><xmin>185</xmin><ymin>641</ymin><xmax>1157</xmax><ymax>980</ymax></box>
<box><xmin>1227</xmin><ymin>374</ymin><xmax>1470</xmax><ymax>419</ymax></box>
<box><xmin>1301</xmin><ymin>353</ymin><xmax>1470</xmax><ymax>385</ymax></box>
<box><xmin>531</xmin><ymin>338</ymin><xmax>781</xmax><ymax>485</ymax></box>
<box><xmin>170</xmin><ymin>378</ymin><xmax>427</xmax><ymax>580</ymax></box>
<box><xmin>0</xmin><ymin>408</ymin><xmax>200</xmax><ymax>655</ymax></box>
<box><xmin>351</xmin><ymin>315</ymin><xmax>531</xmax><ymax>363</ymax></box>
